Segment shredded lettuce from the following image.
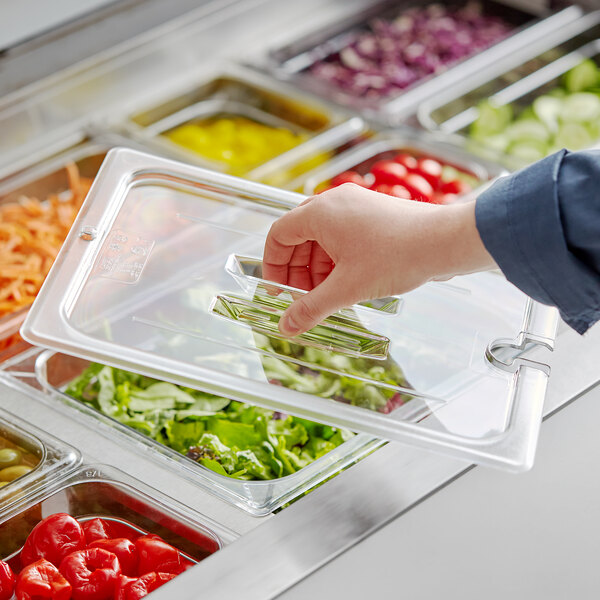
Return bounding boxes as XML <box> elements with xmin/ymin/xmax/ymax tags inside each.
<box><xmin>255</xmin><ymin>335</ymin><xmax>410</xmax><ymax>412</ymax></box>
<box><xmin>64</xmin><ymin>364</ymin><xmax>354</xmax><ymax>481</ymax></box>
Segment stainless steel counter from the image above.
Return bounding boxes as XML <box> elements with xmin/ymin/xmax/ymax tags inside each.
<box><xmin>281</xmin><ymin>362</ymin><xmax>600</xmax><ymax>600</ymax></box>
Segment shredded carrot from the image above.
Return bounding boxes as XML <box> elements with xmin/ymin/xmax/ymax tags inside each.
<box><xmin>0</xmin><ymin>331</ymin><xmax>25</xmax><ymax>352</ymax></box>
<box><xmin>0</xmin><ymin>162</ymin><xmax>94</xmax><ymax>321</ymax></box>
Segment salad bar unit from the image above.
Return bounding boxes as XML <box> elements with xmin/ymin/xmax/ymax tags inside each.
<box><xmin>0</xmin><ymin>1</ymin><xmax>599</xmax><ymax>599</ymax></box>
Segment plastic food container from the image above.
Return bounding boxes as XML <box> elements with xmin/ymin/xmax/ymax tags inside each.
<box><xmin>299</xmin><ymin>129</ymin><xmax>505</xmax><ymax>197</ymax></box>
<box><xmin>265</xmin><ymin>0</ymin><xmax>582</xmax><ymax>118</ymax></box>
<box><xmin>418</xmin><ymin>19</ymin><xmax>600</xmax><ymax>168</ymax></box>
<box><xmin>21</xmin><ymin>148</ymin><xmax>559</xmax><ymax>475</ymax></box>
<box><xmin>0</xmin><ymin>407</ymin><xmax>80</xmax><ymax>515</ymax></box>
<box><xmin>0</xmin><ymin>135</ymin><xmax>154</xmax><ymax>362</ymax></box>
<box><xmin>122</xmin><ymin>67</ymin><xmax>364</xmax><ymax>179</ymax></box>
<box><xmin>23</xmin><ymin>350</ymin><xmax>381</xmax><ymax>516</ymax></box>
<box><xmin>0</xmin><ymin>463</ymin><xmax>233</xmax><ymax>564</ymax></box>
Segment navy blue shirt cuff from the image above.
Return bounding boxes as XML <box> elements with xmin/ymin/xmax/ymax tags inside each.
<box><xmin>475</xmin><ymin>150</ymin><xmax>600</xmax><ymax>334</ymax></box>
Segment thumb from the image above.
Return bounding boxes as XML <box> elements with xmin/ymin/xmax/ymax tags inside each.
<box><xmin>278</xmin><ymin>270</ymin><xmax>353</xmax><ymax>336</ymax></box>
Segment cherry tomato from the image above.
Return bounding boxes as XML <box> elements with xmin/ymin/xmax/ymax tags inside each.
<box><xmin>15</xmin><ymin>559</ymin><xmax>71</xmax><ymax>600</ymax></box>
<box><xmin>0</xmin><ymin>561</ymin><xmax>15</xmax><ymax>600</ymax></box>
<box><xmin>393</xmin><ymin>153</ymin><xmax>418</xmax><ymax>170</ymax></box>
<box><xmin>398</xmin><ymin>173</ymin><xmax>434</xmax><ymax>202</ymax></box>
<box><xmin>59</xmin><ymin>548</ymin><xmax>121</xmax><ymax>600</ymax></box>
<box><xmin>369</xmin><ymin>160</ymin><xmax>408</xmax><ymax>185</ymax></box>
<box><xmin>135</xmin><ymin>536</ymin><xmax>186</xmax><ymax>576</ymax></box>
<box><xmin>440</xmin><ymin>179</ymin><xmax>472</xmax><ymax>195</ymax></box>
<box><xmin>330</xmin><ymin>171</ymin><xmax>365</xmax><ymax>187</ymax></box>
<box><xmin>114</xmin><ymin>572</ymin><xmax>175</xmax><ymax>600</ymax></box>
<box><xmin>89</xmin><ymin>538</ymin><xmax>138</xmax><ymax>577</ymax></box>
<box><xmin>21</xmin><ymin>513</ymin><xmax>85</xmax><ymax>568</ymax></box>
<box><xmin>370</xmin><ymin>183</ymin><xmax>413</xmax><ymax>199</ymax></box>
<box><xmin>415</xmin><ymin>158</ymin><xmax>443</xmax><ymax>188</ymax></box>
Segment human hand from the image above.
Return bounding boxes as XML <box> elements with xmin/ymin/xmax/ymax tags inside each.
<box><xmin>262</xmin><ymin>183</ymin><xmax>496</xmax><ymax>336</ymax></box>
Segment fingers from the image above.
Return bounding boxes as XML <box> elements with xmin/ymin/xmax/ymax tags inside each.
<box><xmin>262</xmin><ymin>204</ymin><xmax>314</xmax><ymax>285</ymax></box>
<box><xmin>279</xmin><ymin>269</ymin><xmax>354</xmax><ymax>336</ymax></box>
<box><xmin>286</xmin><ymin>241</ymin><xmax>314</xmax><ymax>290</ymax></box>
<box><xmin>309</xmin><ymin>243</ymin><xmax>333</xmax><ymax>288</ymax></box>
<box><xmin>262</xmin><ymin>195</ymin><xmax>344</xmax><ymax>335</ymax></box>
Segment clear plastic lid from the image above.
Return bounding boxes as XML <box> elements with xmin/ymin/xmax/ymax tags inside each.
<box><xmin>22</xmin><ymin>149</ymin><xmax>559</xmax><ymax>472</ymax></box>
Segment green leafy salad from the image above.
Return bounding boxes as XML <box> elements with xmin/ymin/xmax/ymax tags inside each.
<box><xmin>64</xmin><ymin>363</ymin><xmax>356</xmax><ymax>480</ymax></box>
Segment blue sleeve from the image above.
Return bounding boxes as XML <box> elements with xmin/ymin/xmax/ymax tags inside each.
<box><xmin>475</xmin><ymin>149</ymin><xmax>600</xmax><ymax>334</ymax></box>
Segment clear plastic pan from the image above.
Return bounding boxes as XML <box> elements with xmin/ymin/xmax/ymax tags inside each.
<box><xmin>0</xmin><ymin>464</ymin><xmax>234</xmax><ymax>563</ymax></box>
<box><xmin>0</xmin><ymin>407</ymin><xmax>80</xmax><ymax>515</ymax></box>
<box><xmin>121</xmin><ymin>67</ymin><xmax>365</xmax><ymax>179</ymax></box>
<box><xmin>32</xmin><ymin>350</ymin><xmax>383</xmax><ymax>516</ymax></box>
<box><xmin>299</xmin><ymin>129</ymin><xmax>505</xmax><ymax>198</ymax></box>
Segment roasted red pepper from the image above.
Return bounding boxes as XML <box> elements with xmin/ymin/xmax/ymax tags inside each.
<box><xmin>15</xmin><ymin>559</ymin><xmax>71</xmax><ymax>600</ymax></box>
<box><xmin>114</xmin><ymin>572</ymin><xmax>175</xmax><ymax>600</ymax></box>
<box><xmin>81</xmin><ymin>519</ymin><xmax>112</xmax><ymax>545</ymax></box>
<box><xmin>21</xmin><ymin>513</ymin><xmax>85</xmax><ymax>568</ymax></box>
<box><xmin>0</xmin><ymin>560</ymin><xmax>16</xmax><ymax>600</ymax></box>
<box><xmin>135</xmin><ymin>536</ymin><xmax>186</xmax><ymax>575</ymax></box>
<box><xmin>88</xmin><ymin>538</ymin><xmax>138</xmax><ymax>577</ymax></box>
<box><xmin>113</xmin><ymin>576</ymin><xmax>137</xmax><ymax>600</ymax></box>
<box><xmin>59</xmin><ymin>548</ymin><xmax>121</xmax><ymax>600</ymax></box>
<box><xmin>82</xmin><ymin>519</ymin><xmax>139</xmax><ymax>544</ymax></box>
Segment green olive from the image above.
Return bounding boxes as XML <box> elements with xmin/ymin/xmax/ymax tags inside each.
<box><xmin>0</xmin><ymin>481</ymin><xmax>8</xmax><ymax>488</ymax></box>
<box><xmin>0</xmin><ymin>465</ymin><xmax>32</xmax><ymax>481</ymax></box>
<box><xmin>0</xmin><ymin>447</ymin><xmax>22</xmax><ymax>468</ymax></box>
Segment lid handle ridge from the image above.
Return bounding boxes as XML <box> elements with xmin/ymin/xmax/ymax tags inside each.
<box><xmin>210</xmin><ymin>293</ymin><xmax>390</xmax><ymax>359</ymax></box>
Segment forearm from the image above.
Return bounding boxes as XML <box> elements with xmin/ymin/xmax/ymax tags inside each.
<box><xmin>427</xmin><ymin>201</ymin><xmax>497</xmax><ymax>280</ymax></box>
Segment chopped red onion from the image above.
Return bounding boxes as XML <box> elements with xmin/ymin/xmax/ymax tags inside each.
<box><xmin>308</xmin><ymin>1</ymin><xmax>512</xmax><ymax>99</ymax></box>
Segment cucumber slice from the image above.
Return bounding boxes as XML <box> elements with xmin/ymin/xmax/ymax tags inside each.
<box><xmin>471</xmin><ymin>100</ymin><xmax>513</xmax><ymax>135</ymax></box>
<box><xmin>548</xmin><ymin>88</ymin><xmax>567</xmax><ymax>99</ymax></box>
<box><xmin>533</xmin><ymin>95</ymin><xmax>563</xmax><ymax>132</ymax></box>
<box><xmin>441</xmin><ymin>165</ymin><xmax>459</xmax><ymax>180</ymax></box>
<box><xmin>505</xmin><ymin>119</ymin><xmax>551</xmax><ymax>143</ymax></box>
<box><xmin>465</xmin><ymin>139</ymin><xmax>505</xmax><ymax>162</ymax></box>
<box><xmin>483</xmin><ymin>133</ymin><xmax>510</xmax><ymax>153</ymax></box>
<box><xmin>563</xmin><ymin>59</ymin><xmax>599</xmax><ymax>93</ymax></box>
<box><xmin>508</xmin><ymin>141</ymin><xmax>548</xmax><ymax>163</ymax></box>
<box><xmin>554</xmin><ymin>122</ymin><xmax>595</xmax><ymax>150</ymax></box>
<box><xmin>559</xmin><ymin>92</ymin><xmax>600</xmax><ymax>123</ymax></box>
<box><xmin>518</xmin><ymin>106</ymin><xmax>536</xmax><ymax>121</ymax></box>
<box><xmin>585</xmin><ymin>120</ymin><xmax>600</xmax><ymax>141</ymax></box>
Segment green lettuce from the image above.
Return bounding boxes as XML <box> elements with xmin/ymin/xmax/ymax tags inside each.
<box><xmin>65</xmin><ymin>364</ymin><xmax>354</xmax><ymax>481</ymax></box>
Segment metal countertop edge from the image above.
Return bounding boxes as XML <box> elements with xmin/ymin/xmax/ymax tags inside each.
<box><xmin>149</xmin><ymin>322</ymin><xmax>600</xmax><ymax>600</ymax></box>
